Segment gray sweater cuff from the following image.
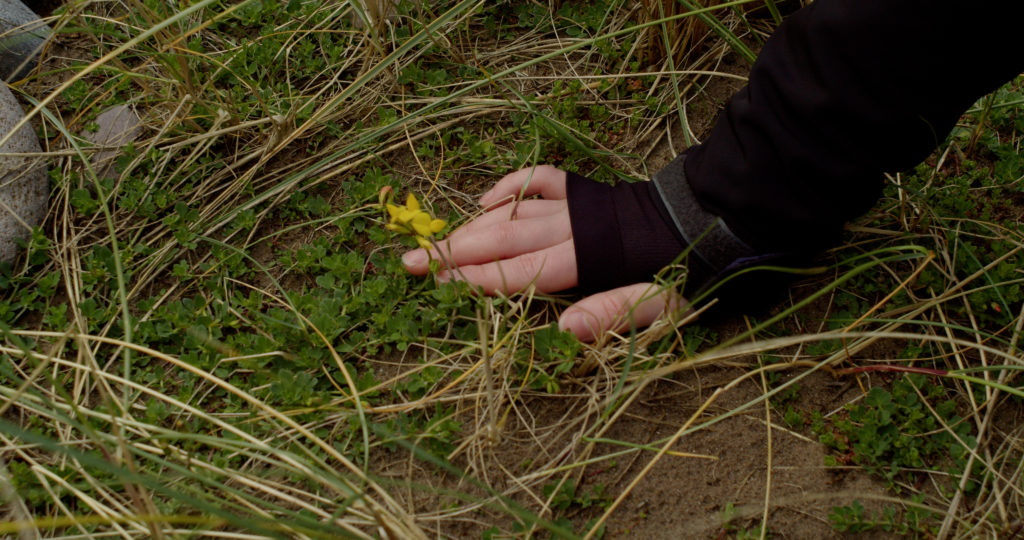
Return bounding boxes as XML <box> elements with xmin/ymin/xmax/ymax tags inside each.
<box><xmin>651</xmin><ymin>154</ymin><xmax>759</xmax><ymax>277</ymax></box>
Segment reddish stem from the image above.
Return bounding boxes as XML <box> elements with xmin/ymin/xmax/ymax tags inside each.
<box><xmin>836</xmin><ymin>365</ymin><xmax>949</xmax><ymax>377</ymax></box>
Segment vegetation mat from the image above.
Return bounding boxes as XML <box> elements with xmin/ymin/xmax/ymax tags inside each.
<box><xmin>1</xmin><ymin>0</ymin><xmax>1022</xmax><ymax>537</ymax></box>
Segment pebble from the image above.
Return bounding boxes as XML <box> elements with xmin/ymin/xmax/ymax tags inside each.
<box><xmin>82</xmin><ymin>104</ymin><xmax>141</xmax><ymax>180</ymax></box>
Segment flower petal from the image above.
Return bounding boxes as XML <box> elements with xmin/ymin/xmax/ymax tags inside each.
<box><xmin>416</xmin><ymin>236</ymin><xmax>432</xmax><ymax>249</ymax></box>
<box><xmin>406</xmin><ymin>193</ymin><xmax>420</xmax><ymax>212</ymax></box>
<box><xmin>429</xmin><ymin>219</ymin><xmax>446</xmax><ymax>233</ymax></box>
<box><xmin>411</xmin><ymin>215</ymin><xmax>433</xmax><ymax>236</ymax></box>
<box><xmin>398</xmin><ymin>209</ymin><xmax>419</xmax><ymax>223</ymax></box>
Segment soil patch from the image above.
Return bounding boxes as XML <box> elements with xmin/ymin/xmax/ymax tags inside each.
<box><xmin>586</xmin><ymin>367</ymin><xmax>892</xmax><ymax>539</ymax></box>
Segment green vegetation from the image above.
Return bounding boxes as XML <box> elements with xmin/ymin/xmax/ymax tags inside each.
<box><xmin>0</xmin><ymin>0</ymin><xmax>1021</xmax><ymax>537</ymax></box>
<box><xmin>829</xmin><ymin>497</ymin><xmax>935</xmax><ymax>537</ymax></box>
<box><xmin>813</xmin><ymin>374</ymin><xmax>977</xmax><ymax>510</ymax></box>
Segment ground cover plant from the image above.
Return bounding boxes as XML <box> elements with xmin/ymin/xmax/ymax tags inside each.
<box><xmin>1</xmin><ymin>0</ymin><xmax>1022</xmax><ymax>537</ymax></box>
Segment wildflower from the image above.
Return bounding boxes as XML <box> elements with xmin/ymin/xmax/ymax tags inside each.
<box><xmin>383</xmin><ymin>191</ymin><xmax>446</xmax><ymax>249</ymax></box>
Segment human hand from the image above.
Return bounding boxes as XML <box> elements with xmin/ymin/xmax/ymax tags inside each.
<box><xmin>401</xmin><ymin>165</ymin><xmax>685</xmax><ymax>342</ymax></box>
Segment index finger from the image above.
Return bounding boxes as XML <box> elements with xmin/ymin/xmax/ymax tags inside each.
<box><xmin>479</xmin><ymin>165</ymin><xmax>567</xmax><ymax>209</ymax></box>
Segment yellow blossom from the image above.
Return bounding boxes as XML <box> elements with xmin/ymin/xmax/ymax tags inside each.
<box><xmin>383</xmin><ymin>192</ymin><xmax>446</xmax><ymax>248</ymax></box>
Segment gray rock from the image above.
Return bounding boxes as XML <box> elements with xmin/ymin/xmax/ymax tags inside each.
<box><xmin>0</xmin><ymin>81</ymin><xmax>45</xmax><ymax>262</ymax></box>
<box><xmin>82</xmin><ymin>104</ymin><xmax>141</xmax><ymax>180</ymax></box>
<box><xmin>0</xmin><ymin>0</ymin><xmax>51</xmax><ymax>81</ymax></box>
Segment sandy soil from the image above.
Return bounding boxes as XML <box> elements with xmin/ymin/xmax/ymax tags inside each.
<box><xmin>583</xmin><ymin>367</ymin><xmax>893</xmax><ymax>539</ymax></box>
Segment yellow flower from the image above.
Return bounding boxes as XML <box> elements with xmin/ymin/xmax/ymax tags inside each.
<box><xmin>383</xmin><ymin>192</ymin><xmax>445</xmax><ymax>249</ymax></box>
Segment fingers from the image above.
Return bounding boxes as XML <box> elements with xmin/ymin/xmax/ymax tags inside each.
<box><xmin>403</xmin><ymin>198</ymin><xmax>568</xmax><ymax>275</ymax></box>
<box><xmin>558</xmin><ymin>283</ymin><xmax>688</xmax><ymax>342</ymax></box>
<box><xmin>404</xmin><ymin>210</ymin><xmax>571</xmax><ymax>274</ymax></box>
<box><xmin>453</xmin><ymin>199</ymin><xmax>565</xmax><ymax>237</ymax></box>
<box><xmin>436</xmin><ymin>239</ymin><xmax>577</xmax><ymax>294</ymax></box>
<box><xmin>479</xmin><ymin>165</ymin><xmax>567</xmax><ymax>208</ymax></box>
<box><xmin>400</xmin><ymin>164</ymin><xmax>578</xmax><ymax>299</ymax></box>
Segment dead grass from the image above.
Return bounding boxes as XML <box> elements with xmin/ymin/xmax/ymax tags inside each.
<box><xmin>0</xmin><ymin>0</ymin><xmax>1019</xmax><ymax>538</ymax></box>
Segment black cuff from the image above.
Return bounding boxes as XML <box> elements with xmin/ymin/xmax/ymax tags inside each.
<box><xmin>566</xmin><ymin>170</ymin><xmax>703</xmax><ymax>294</ymax></box>
<box><xmin>566</xmin><ymin>155</ymin><xmax>813</xmax><ymax>308</ymax></box>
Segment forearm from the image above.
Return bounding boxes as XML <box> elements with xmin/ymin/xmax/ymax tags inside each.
<box><xmin>567</xmin><ymin>0</ymin><xmax>1024</xmax><ymax>300</ymax></box>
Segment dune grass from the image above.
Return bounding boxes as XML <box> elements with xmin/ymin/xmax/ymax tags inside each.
<box><xmin>0</xmin><ymin>0</ymin><xmax>1021</xmax><ymax>537</ymax></box>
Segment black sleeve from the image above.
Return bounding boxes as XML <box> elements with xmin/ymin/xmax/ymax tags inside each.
<box><xmin>684</xmin><ymin>0</ymin><xmax>1024</xmax><ymax>252</ymax></box>
<box><xmin>567</xmin><ymin>0</ymin><xmax>1024</xmax><ymax>298</ymax></box>
<box><xmin>565</xmin><ymin>167</ymin><xmax>715</xmax><ymax>295</ymax></box>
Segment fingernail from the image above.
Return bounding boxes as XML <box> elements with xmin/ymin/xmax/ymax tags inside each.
<box><xmin>480</xmin><ymin>188</ymin><xmax>495</xmax><ymax>206</ymax></box>
<box><xmin>436</xmin><ymin>270</ymin><xmax>451</xmax><ymax>283</ymax></box>
<box><xmin>558</xmin><ymin>312</ymin><xmax>582</xmax><ymax>332</ymax></box>
<box><xmin>402</xmin><ymin>249</ymin><xmax>427</xmax><ymax>268</ymax></box>
<box><xmin>559</xmin><ymin>311</ymin><xmax>597</xmax><ymax>341</ymax></box>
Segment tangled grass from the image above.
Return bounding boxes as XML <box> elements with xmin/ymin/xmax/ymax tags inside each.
<box><xmin>0</xmin><ymin>0</ymin><xmax>1021</xmax><ymax>537</ymax></box>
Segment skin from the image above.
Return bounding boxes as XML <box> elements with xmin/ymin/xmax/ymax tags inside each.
<box><xmin>401</xmin><ymin>165</ymin><xmax>683</xmax><ymax>342</ymax></box>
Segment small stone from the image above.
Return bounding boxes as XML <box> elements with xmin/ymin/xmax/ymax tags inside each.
<box><xmin>0</xmin><ymin>0</ymin><xmax>52</xmax><ymax>81</ymax></box>
<box><xmin>0</xmin><ymin>82</ymin><xmax>46</xmax><ymax>263</ymax></box>
<box><xmin>82</xmin><ymin>104</ymin><xmax>141</xmax><ymax>180</ymax></box>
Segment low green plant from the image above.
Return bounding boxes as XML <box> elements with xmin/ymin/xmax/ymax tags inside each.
<box><xmin>718</xmin><ymin>502</ymin><xmax>767</xmax><ymax>539</ymax></box>
<box><xmin>539</xmin><ymin>479</ymin><xmax>611</xmax><ymax>538</ymax></box>
<box><xmin>829</xmin><ymin>497</ymin><xmax>935</xmax><ymax>537</ymax></box>
<box><xmin>519</xmin><ymin>324</ymin><xmax>582</xmax><ymax>394</ymax></box>
<box><xmin>814</xmin><ymin>374</ymin><xmax>977</xmax><ymax>488</ymax></box>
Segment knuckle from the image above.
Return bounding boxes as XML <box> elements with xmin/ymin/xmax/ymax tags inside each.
<box><xmin>493</xmin><ymin>221</ymin><xmax>518</xmax><ymax>246</ymax></box>
<box><xmin>511</xmin><ymin>251</ymin><xmax>545</xmax><ymax>283</ymax></box>
<box><xmin>597</xmin><ymin>294</ymin><xmax>628</xmax><ymax>322</ymax></box>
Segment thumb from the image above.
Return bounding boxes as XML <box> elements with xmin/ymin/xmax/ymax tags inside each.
<box><xmin>557</xmin><ymin>283</ymin><xmax>687</xmax><ymax>342</ymax></box>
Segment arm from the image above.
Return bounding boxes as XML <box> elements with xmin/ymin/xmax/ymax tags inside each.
<box><xmin>405</xmin><ymin>0</ymin><xmax>1024</xmax><ymax>341</ymax></box>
